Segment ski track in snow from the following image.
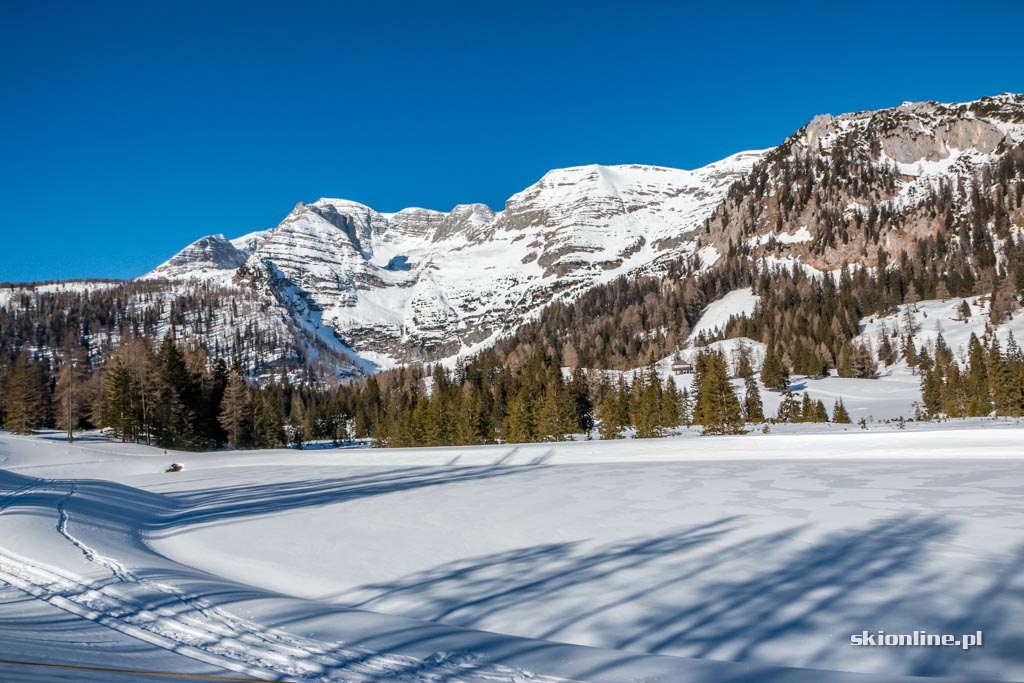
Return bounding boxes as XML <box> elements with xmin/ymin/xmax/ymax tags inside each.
<box><xmin>0</xmin><ymin>479</ymin><xmax>570</xmax><ymax>683</ymax></box>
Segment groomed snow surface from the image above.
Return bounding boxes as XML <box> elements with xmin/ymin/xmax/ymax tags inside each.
<box><xmin>2</xmin><ymin>427</ymin><xmax>1023</xmax><ymax>682</ymax></box>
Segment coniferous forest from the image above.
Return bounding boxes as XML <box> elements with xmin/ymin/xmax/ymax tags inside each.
<box><xmin>2</xmin><ymin>144</ymin><xmax>1024</xmax><ymax>448</ymax></box>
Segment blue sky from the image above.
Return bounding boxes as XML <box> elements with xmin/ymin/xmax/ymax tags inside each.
<box><xmin>2</xmin><ymin>0</ymin><xmax>1023</xmax><ymax>282</ymax></box>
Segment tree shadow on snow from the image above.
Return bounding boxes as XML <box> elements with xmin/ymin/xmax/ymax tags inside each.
<box><xmin>310</xmin><ymin>514</ymin><xmax>1024</xmax><ymax>681</ymax></box>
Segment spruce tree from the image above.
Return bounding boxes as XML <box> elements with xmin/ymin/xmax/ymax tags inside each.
<box><xmin>692</xmin><ymin>351</ymin><xmax>744</xmax><ymax>435</ymax></box>
<box><xmin>598</xmin><ymin>378</ymin><xmax>625</xmax><ymax>440</ymax></box>
<box><xmin>151</xmin><ymin>335</ymin><xmax>202</xmax><ymax>449</ymax></box>
<box><xmin>761</xmin><ymin>347</ymin><xmax>788</xmax><ymax>390</ymax></box>
<box><xmin>633</xmin><ymin>367</ymin><xmax>663</xmax><ymax>438</ymax></box>
<box><xmin>743</xmin><ymin>374</ymin><xmax>764</xmax><ymax>422</ymax></box>
<box><xmin>567</xmin><ymin>368</ymin><xmax>594</xmax><ymax>435</ymax></box>
<box><xmin>254</xmin><ymin>393</ymin><xmax>286</xmax><ymax>448</ymax></box>
<box><xmin>776</xmin><ymin>390</ymin><xmax>801</xmax><ymax>423</ymax></box>
<box><xmin>832</xmin><ymin>398</ymin><xmax>851</xmax><ymax>423</ymax></box>
<box><xmin>219</xmin><ymin>369</ymin><xmax>252</xmax><ymax>449</ymax></box>
<box><xmin>3</xmin><ymin>349</ymin><xmax>43</xmax><ymax>434</ymax></box>
<box><xmin>101</xmin><ymin>359</ymin><xmax>140</xmax><ymax>442</ymax></box>
<box><xmin>660</xmin><ymin>376</ymin><xmax>683</xmax><ymax>429</ymax></box>
<box><xmin>799</xmin><ymin>392</ymin><xmax>815</xmax><ymax>422</ymax></box>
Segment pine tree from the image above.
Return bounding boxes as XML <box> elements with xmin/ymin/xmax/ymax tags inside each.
<box><xmin>735</xmin><ymin>343</ymin><xmax>755</xmax><ymax>380</ymax></box>
<box><xmin>760</xmin><ymin>347</ymin><xmax>789</xmax><ymax>390</ymax></box>
<box><xmin>219</xmin><ymin>369</ymin><xmax>252</xmax><ymax>449</ymax></box>
<box><xmin>287</xmin><ymin>391</ymin><xmax>306</xmax><ymax>448</ymax></box>
<box><xmin>598</xmin><ymin>377</ymin><xmax>627</xmax><ymax>440</ymax></box>
<box><xmin>902</xmin><ymin>334</ymin><xmax>918</xmax><ymax>368</ymax></box>
<box><xmin>254</xmin><ymin>393</ymin><xmax>287</xmax><ymax>448</ymax></box>
<box><xmin>633</xmin><ymin>366</ymin><xmax>664</xmax><ymax>438</ymax></box>
<box><xmin>567</xmin><ymin>368</ymin><xmax>594</xmax><ymax>435</ymax></box>
<box><xmin>680</xmin><ymin>386</ymin><xmax>693</xmax><ymax>426</ymax></box>
<box><xmin>3</xmin><ymin>349</ymin><xmax>43</xmax><ymax>434</ymax></box>
<box><xmin>776</xmin><ymin>390</ymin><xmax>801</xmax><ymax>423</ymax></box>
<box><xmin>151</xmin><ymin>336</ymin><xmax>202</xmax><ymax>449</ymax></box>
<box><xmin>535</xmin><ymin>383</ymin><xmax>570</xmax><ymax>441</ymax></box>
<box><xmin>660</xmin><ymin>376</ymin><xmax>683</xmax><ymax>429</ymax></box>
<box><xmin>799</xmin><ymin>392</ymin><xmax>815</xmax><ymax>422</ymax></box>
<box><xmin>851</xmin><ymin>342</ymin><xmax>877</xmax><ymax>379</ymax></box>
<box><xmin>877</xmin><ymin>332</ymin><xmax>897</xmax><ymax>366</ymax></box>
<box><xmin>504</xmin><ymin>392</ymin><xmax>535</xmax><ymax>443</ymax></box>
<box><xmin>101</xmin><ymin>359</ymin><xmax>140</xmax><ymax>442</ymax></box>
<box><xmin>692</xmin><ymin>351</ymin><xmax>744</xmax><ymax>435</ymax></box>
<box><xmin>959</xmin><ymin>300</ymin><xmax>972</xmax><ymax>320</ymax></box>
<box><xmin>743</xmin><ymin>374</ymin><xmax>764</xmax><ymax>422</ymax></box>
<box><xmin>832</xmin><ymin>398</ymin><xmax>851</xmax><ymax>423</ymax></box>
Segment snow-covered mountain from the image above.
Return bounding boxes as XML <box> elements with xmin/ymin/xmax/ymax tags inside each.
<box><xmin>11</xmin><ymin>93</ymin><xmax>1023</xmax><ymax>378</ymax></box>
<box><xmin>144</xmin><ymin>152</ymin><xmax>764</xmax><ymax>369</ymax></box>
<box><xmin>704</xmin><ymin>93</ymin><xmax>1024</xmax><ymax>272</ymax></box>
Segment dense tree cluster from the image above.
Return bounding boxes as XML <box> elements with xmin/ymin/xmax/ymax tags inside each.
<box><xmin>920</xmin><ymin>332</ymin><xmax>1024</xmax><ymax>418</ymax></box>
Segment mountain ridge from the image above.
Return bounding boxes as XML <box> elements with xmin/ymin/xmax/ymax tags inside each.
<box><xmin>5</xmin><ymin>93</ymin><xmax>1023</xmax><ymax>381</ymax></box>
<box><xmin>143</xmin><ymin>151</ymin><xmax>766</xmax><ymax>369</ymax></box>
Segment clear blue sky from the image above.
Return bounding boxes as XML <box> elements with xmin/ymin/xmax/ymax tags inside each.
<box><xmin>2</xmin><ymin>0</ymin><xmax>1023</xmax><ymax>282</ymax></box>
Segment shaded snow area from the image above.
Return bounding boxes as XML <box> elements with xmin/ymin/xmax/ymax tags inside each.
<box><xmin>2</xmin><ymin>430</ymin><xmax>1023</xmax><ymax>681</ymax></box>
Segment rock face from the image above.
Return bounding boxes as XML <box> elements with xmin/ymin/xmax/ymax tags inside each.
<box><xmin>145</xmin><ymin>153</ymin><xmax>763</xmax><ymax>369</ymax></box>
<box><xmin>143</xmin><ymin>235</ymin><xmax>248</xmax><ymax>282</ymax></box>
<box><xmin>799</xmin><ymin>95</ymin><xmax>1023</xmax><ymax>163</ymax></box>
<box><xmin>142</xmin><ymin>93</ymin><xmax>1024</xmax><ymax>373</ymax></box>
<box><xmin>703</xmin><ymin>93</ymin><xmax>1024</xmax><ymax>272</ymax></box>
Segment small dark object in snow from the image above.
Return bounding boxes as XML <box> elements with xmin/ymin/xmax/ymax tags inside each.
<box><xmin>166</xmin><ymin>463</ymin><xmax>184</xmax><ymax>473</ymax></box>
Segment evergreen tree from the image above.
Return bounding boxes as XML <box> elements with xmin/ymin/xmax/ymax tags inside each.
<box><xmin>3</xmin><ymin>348</ymin><xmax>44</xmax><ymax>434</ymax></box>
<box><xmin>902</xmin><ymin>334</ymin><xmax>918</xmax><ymax>368</ymax></box>
<box><xmin>254</xmin><ymin>393</ymin><xmax>287</xmax><ymax>448</ymax></box>
<box><xmin>504</xmin><ymin>392</ymin><xmax>535</xmax><ymax>443</ymax></box>
<box><xmin>567</xmin><ymin>368</ymin><xmax>595</xmax><ymax>435</ymax></box>
<box><xmin>832</xmin><ymin>397</ymin><xmax>851</xmax><ymax>423</ymax></box>
<box><xmin>598</xmin><ymin>376</ymin><xmax>628</xmax><ymax>440</ymax></box>
<box><xmin>760</xmin><ymin>347</ymin><xmax>788</xmax><ymax>390</ymax></box>
<box><xmin>633</xmin><ymin>366</ymin><xmax>664</xmax><ymax>438</ymax></box>
<box><xmin>219</xmin><ymin>369</ymin><xmax>252</xmax><ymax>449</ymax></box>
<box><xmin>776</xmin><ymin>390</ymin><xmax>801</xmax><ymax>423</ymax></box>
<box><xmin>799</xmin><ymin>392</ymin><xmax>815</xmax><ymax>422</ymax></box>
<box><xmin>100</xmin><ymin>359</ymin><xmax>140</xmax><ymax>442</ymax></box>
<box><xmin>151</xmin><ymin>336</ymin><xmax>202</xmax><ymax>449</ymax></box>
<box><xmin>660</xmin><ymin>376</ymin><xmax>683</xmax><ymax>429</ymax></box>
<box><xmin>692</xmin><ymin>351</ymin><xmax>744</xmax><ymax>435</ymax></box>
<box><xmin>743</xmin><ymin>374</ymin><xmax>764</xmax><ymax>422</ymax></box>
<box><xmin>735</xmin><ymin>344</ymin><xmax>755</xmax><ymax>380</ymax></box>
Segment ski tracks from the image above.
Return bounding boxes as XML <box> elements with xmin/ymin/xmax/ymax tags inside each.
<box><xmin>0</xmin><ymin>478</ymin><xmax>570</xmax><ymax>683</ymax></box>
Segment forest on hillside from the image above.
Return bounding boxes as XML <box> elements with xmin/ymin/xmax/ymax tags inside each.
<box><xmin>2</xmin><ymin>146</ymin><xmax>1024</xmax><ymax>448</ymax></box>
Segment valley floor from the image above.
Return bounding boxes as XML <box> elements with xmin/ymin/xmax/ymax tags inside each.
<box><xmin>1</xmin><ymin>427</ymin><xmax>1022</xmax><ymax>682</ymax></box>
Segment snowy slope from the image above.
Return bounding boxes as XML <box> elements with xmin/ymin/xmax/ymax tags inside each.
<box><xmin>856</xmin><ymin>295</ymin><xmax>1024</xmax><ymax>368</ymax></box>
<box><xmin>140</xmin><ymin>153</ymin><xmax>766</xmax><ymax>369</ymax></box>
<box><xmin>1</xmin><ymin>430</ymin><xmax>1022</xmax><ymax>681</ymax></box>
<box><xmin>688</xmin><ymin>287</ymin><xmax>761</xmax><ymax>342</ymax></box>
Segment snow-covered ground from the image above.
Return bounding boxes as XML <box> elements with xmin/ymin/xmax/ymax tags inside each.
<box><xmin>2</xmin><ymin>429</ymin><xmax>1023</xmax><ymax>682</ymax></box>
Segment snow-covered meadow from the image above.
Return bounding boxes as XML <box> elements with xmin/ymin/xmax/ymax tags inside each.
<box><xmin>1</xmin><ymin>427</ymin><xmax>1023</xmax><ymax>682</ymax></box>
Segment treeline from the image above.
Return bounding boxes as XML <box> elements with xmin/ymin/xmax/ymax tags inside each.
<box><xmin>0</xmin><ymin>279</ymin><xmax>350</xmax><ymax>383</ymax></box>
<box><xmin>920</xmin><ymin>331</ymin><xmax>1024</xmax><ymax>418</ymax></box>
<box><xmin>2</xmin><ymin>325</ymin><xmax>849</xmax><ymax>448</ymax></box>
<box><xmin>0</xmin><ymin>334</ymin><xmax>347</xmax><ymax>450</ymax></box>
